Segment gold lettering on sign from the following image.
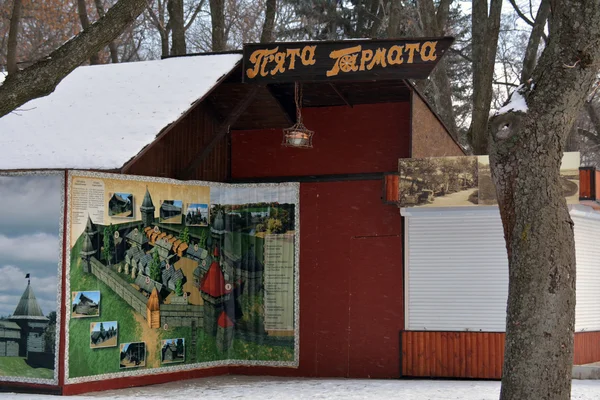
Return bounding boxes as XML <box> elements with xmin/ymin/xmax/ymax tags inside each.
<box><xmin>405</xmin><ymin>43</ymin><xmax>421</xmax><ymax>63</ymax></box>
<box><xmin>421</xmin><ymin>41</ymin><xmax>438</xmax><ymax>61</ymax></box>
<box><xmin>359</xmin><ymin>49</ymin><xmax>373</xmax><ymax>71</ymax></box>
<box><xmin>300</xmin><ymin>46</ymin><xmax>317</xmax><ymax>66</ymax></box>
<box><xmin>387</xmin><ymin>45</ymin><xmax>404</xmax><ymax>65</ymax></box>
<box><xmin>367</xmin><ymin>48</ymin><xmax>388</xmax><ymax>70</ymax></box>
<box><xmin>246</xmin><ymin>47</ymin><xmax>279</xmax><ymax>79</ymax></box>
<box><xmin>286</xmin><ymin>49</ymin><xmax>301</xmax><ymax>70</ymax></box>
<box><xmin>326</xmin><ymin>45</ymin><xmax>361</xmax><ymax>77</ymax></box>
<box><xmin>245</xmin><ymin>41</ymin><xmax>442</xmax><ymax>79</ymax></box>
<box><xmin>271</xmin><ymin>52</ymin><xmax>287</xmax><ymax>75</ymax></box>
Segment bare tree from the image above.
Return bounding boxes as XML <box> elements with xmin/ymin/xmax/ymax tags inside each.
<box><xmin>260</xmin><ymin>0</ymin><xmax>276</xmax><ymax>43</ymax></box>
<box><xmin>6</xmin><ymin>0</ymin><xmax>22</xmax><ymax>74</ymax></box>
<box><xmin>0</xmin><ymin>0</ymin><xmax>149</xmax><ymax>118</ymax></box>
<box><xmin>77</xmin><ymin>0</ymin><xmax>101</xmax><ymax>64</ymax></box>
<box><xmin>94</xmin><ymin>0</ymin><xmax>120</xmax><ymax>63</ymax></box>
<box><xmin>488</xmin><ymin>1</ymin><xmax>600</xmax><ymax>399</ymax></box>
<box><xmin>518</xmin><ymin>0</ymin><xmax>550</xmax><ymax>82</ymax></box>
<box><xmin>168</xmin><ymin>0</ymin><xmax>186</xmax><ymax>55</ymax></box>
<box><xmin>209</xmin><ymin>0</ymin><xmax>225</xmax><ymax>50</ymax></box>
<box><xmin>415</xmin><ymin>0</ymin><xmax>458</xmax><ymax>139</ymax></box>
<box><xmin>146</xmin><ymin>0</ymin><xmax>172</xmax><ymax>57</ymax></box>
<box><xmin>469</xmin><ymin>0</ymin><xmax>503</xmax><ymax>154</ymax></box>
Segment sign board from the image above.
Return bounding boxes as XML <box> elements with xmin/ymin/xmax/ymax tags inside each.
<box><xmin>242</xmin><ymin>37</ymin><xmax>454</xmax><ymax>83</ymax></box>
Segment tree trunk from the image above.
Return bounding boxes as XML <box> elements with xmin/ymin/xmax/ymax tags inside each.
<box><xmin>260</xmin><ymin>0</ymin><xmax>276</xmax><ymax>43</ymax></box>
<box><xmin>7</xmin><ymin>0</ymin><xmax>22</xmax><ymax>75</ymax></box>
<box><xmin>470</xmin><ymin>0</ymin><xmax>502</xmax><ymax>155</ymax></box>
<box><xmin>209</xmin><ymin>0</ymin><xmax>226</xmax><ymax>51</ymax></box>
<box><xmin>488</xmin><ymin>1</ymin><xmax>600</xmax><ymax>399</ymax></box>
<box><xmin>520</xmin><ymin>0</ymin><xmax>550</xmax><ymax>83</ymax></box>
<box><xmin>78</xmin><ymin>0</ymin><xmax>101</xmax><ymax>65</ymax></box>
<box><xmin>94</xmin><ymin>0</ymin><xmax>120</xmax><ymax>63</ymax></box>
<box><xmin>168</xmin><ymin>0</ymin><xmax>186</xmax><ymax>55</ymax></box>
<box><xmin>414</xmin><ymin>0</ymin><xmax>458</xmax><ymax>139</ymax></box>
<box><xmin>386</xmin><ymin>0</ymin><xmax>403</xmax><ymax>38</ymax></box>
<box><xmin>0</xmin><ymin>0</ymin><xmax>148</xmax><ymax>118</ymax></box>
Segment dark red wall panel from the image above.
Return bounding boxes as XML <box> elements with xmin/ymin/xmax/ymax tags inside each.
<box><xmin>231</xmin><ymin>103</ymin><xmax>410</xmax><ymax>178</ymax></box>
<box><xmin>230</xmin><ymin>103</ymin><xmax>408</xmax><ymax>378</ymax></box>
<box><xmin>232</xmin><ymin>181</ymin><xmax>403</xmax><ymax>378</ymax></box>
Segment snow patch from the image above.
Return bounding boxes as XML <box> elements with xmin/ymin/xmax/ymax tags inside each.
<box><xmin>496</xmin><ymin>84</ymin><xmax>528</xmax><ymax>116</ymax></box>
<box><xmin>0</xmin><ymin>54</ymin><xmax>241</xmax><ymax>170</ymax></box>
<box><xmin>0</xmin><ymin>71</ymin><xmax>5</xmax><ymax>86</ymax></box>
<box><xmin>1</xmin><ymin>376</ymin><xmax>600</xmax><ymax>399</ymax></box>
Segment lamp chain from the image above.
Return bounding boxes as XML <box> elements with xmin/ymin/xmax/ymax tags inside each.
<box><xmin>295</xmin><ymin>82</ymin><xmax>303</xmax><ymax>123</ymax></box>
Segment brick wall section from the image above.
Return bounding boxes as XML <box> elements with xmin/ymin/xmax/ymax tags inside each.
<box><xmin>90</xmin><ymin>258</ymin><xmax>148</xmax><ymax>317</ymax></box>
<box><xmin>411</xmin><ymin>93</ymin><xmax>464</xmax><ymax>157</ymax></box>
<box><xmin>159</xmin><ymin>304</ymin><xmax>203</xmax><ymax>328</ymax></box>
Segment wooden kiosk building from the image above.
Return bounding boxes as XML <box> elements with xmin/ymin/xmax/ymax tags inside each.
<box><xmin>2</xmin><ymin>38</ymin><xmax>599</xmax><ymax>395</ymax></box>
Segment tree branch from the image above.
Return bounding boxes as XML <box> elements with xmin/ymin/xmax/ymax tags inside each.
<box><xmin>146</xmin><ymin>3</ymin><xmax>166</xmax><ymax>34</ymax></box>
<box><xmin>520</xmin><ymin>0</ymin><xmax>550</xmax><ymax>82</ymax></box>
<box><xmin>0</xmin><ymin>0</ymin><xmax>149</xmax><ymax>118</ymax></box>
<box><xmin>448</xmin><ymin>46</ymin><xmax>473</xmax><ymax>62</ymax></box>
<box><xmin>508</xmin><ymin>0</ymin><xmax>534</xmax><ymax>27</ymax></box>
<box><xmin>184</xmin><ymin>0</ymin><xmax>205</xmax><ymax>31</ymax></box>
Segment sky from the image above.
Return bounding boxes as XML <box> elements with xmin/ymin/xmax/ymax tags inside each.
<box><xmin>0</xmin><ymin>174</ymin><xmax>61</xmax><ymax>317</ymax></box>
<box><xmin>74</xmin><ymin>291</ymin><xmax>101</xmax><ymax>305</ymax></box>
<box><xmin>91</xmin><ymin>321</ymin><xmax>117</xmax><ymax>333</ymax></box>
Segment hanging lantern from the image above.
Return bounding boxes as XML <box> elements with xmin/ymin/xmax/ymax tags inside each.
<box><xmin>283</xmin><ymin>82</ymin><xmax>314</xmax><ymax>148</ymax></box>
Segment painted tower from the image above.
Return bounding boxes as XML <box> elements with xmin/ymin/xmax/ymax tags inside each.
<box><xmin>84</xmin><ymin>215</ymin><xmax>100</xmax><ymax>259</ymax></box>
<box><xmin>199</xmin><ymin>245</ymin><xmax>232</xmax><ymax>336</ymax></box>
<box><xmin>9</xmin><ymin>280</ymin><xmax>49</xmax><ymax>356</ymax></box>
<box><xmin>80</xmin><ymin>232</ymin><xmax>96</xmax><ymax>273</ymax></box>
<box><xmin>140</xmin><ymin>187</ymin><xmax>155</xmax><ymax>228</ymax></box>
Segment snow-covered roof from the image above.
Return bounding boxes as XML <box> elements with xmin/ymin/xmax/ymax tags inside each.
<box><xmin>0</xmin><ymin>54</ymin><xmax>242</xmax><ymax>170</ymax></box>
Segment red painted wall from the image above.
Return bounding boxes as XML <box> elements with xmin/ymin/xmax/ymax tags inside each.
<box><xmin>232</xmin><ymin>103</ymin><xmax>410</xmax><ymax>178</ymax></box>
<box><xmin>231</xmin><ymin>103</ymin><xmax>409</xmax><ymax>378</ymax></box>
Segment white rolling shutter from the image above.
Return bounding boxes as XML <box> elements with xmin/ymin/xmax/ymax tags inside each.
<box><xmin>403</xmin><ymin>205</ymin><xmax>600</xmax><ymax>333</ymax></box>
<box><xmin>404</xmin><ymin>207</ymin><xmax>508</xmax><ymax>332</ymax></box>
<box><xmin>572</xmin><ymin>209</ymin><xmax>600</xmax><ymax>332</ymax></box>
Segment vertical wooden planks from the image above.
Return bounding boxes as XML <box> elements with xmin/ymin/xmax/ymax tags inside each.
<box><xmin>402</xmin><ymin>331</ymin><xmax>505</xmax><ymax>379</ymax></box>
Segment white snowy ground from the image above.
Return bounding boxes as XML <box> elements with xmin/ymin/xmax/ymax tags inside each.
<box><xmin>3</xmin><ymin>376</ymin><xmax>600</xmax><ymax>399</ymax></box>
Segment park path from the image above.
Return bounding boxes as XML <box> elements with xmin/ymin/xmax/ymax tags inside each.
<box><xmin>422</xmin><ymin>188</ymin><xmax>478</xmax><ymax>207</ymax></box>
<box><xmin>133</xmin><ymin>313</ymin><xmax>160</xmax><ymax>368</ymax></box>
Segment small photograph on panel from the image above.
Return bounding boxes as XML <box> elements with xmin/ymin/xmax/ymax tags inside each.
<box><xmin>185</xmin><ymin>203</ymin><xmax>209</xmax><ymax>226</ymax></box>
<box><xmin>90</xmin><ymin>321</ymin><xmax>118</xmax><ymax>349</ymax></box>
<box><xmin>159</xmin><ymin>200</ymin><xmax>183</xmax><ymax>224</ymax></box>
<box><xmin>108</xmin><ymin>192</ymin><xmax>134</xmax><ymax>218</ymax></box>
<box><xmin>120</xmin><ymin>342</ymin><xmax>146</xmax><ymax>369</ymax></box>
<box><xmin>71</xmin><ymin>291</ymin><xmax>100</xmax><ymax>318</ymax></box>
<box><xmin>160</xmin><ymin>338</ymin><xmax>185</xmax><ymax>364</ymax></box>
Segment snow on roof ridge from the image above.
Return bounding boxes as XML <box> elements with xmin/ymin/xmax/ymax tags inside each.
<box><xmin>0</xmin><ymin>53</ymin><xmax>242</xmax><ymax>170</ymax></box>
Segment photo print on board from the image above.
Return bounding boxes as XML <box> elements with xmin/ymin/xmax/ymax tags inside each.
<box><xmin>160</xmin><ymin>338</ymin><xmax>185</xmax><ymax>364</ymax></box>
<box><xmin>0</xmin><ymin>173</ymin><xmax>63</xmax><ymax>383</ymax></box>
<box><xmin>66</xmin><ymin>172</ymin><xmax>299</xmax><ymax>382</ymax></box>
<box><xmin>159</xmin><ymin>200</ymin><xmax>183</xmax><ymax>224</ymax></box>
<box><xmin>108</xmin><ymin>193</ymin><xmax>134</xmax><ymax>218</ymax></box>
<box><xmin>185</xmin><ymin>203</ymin><xmax>209</xmax><ymax>227</ymax></box>
<box><xmin>90</xmin><ymin>321</ymin><xmax>118</xmax><ymax>349</ymax></box>
<box><xmin>71</xmin><ymin>291</ymin><xmax>100</xmax><ymax>318</ymax></box>
<box><xmin>119</xmin><ymin>342</ymin><xmax>146</xmax><ymax>369</ymax></box>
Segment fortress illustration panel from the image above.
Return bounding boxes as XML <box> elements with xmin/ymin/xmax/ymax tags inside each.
<box><xmin>65</xmin><ymin>171</ymin><xmax>299</xmax><ymax>382</ymax></box>
<box><xmin>0</xmin><ymin>172</ymin><xmax>63</xmax><ymax>385</ymax></box>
